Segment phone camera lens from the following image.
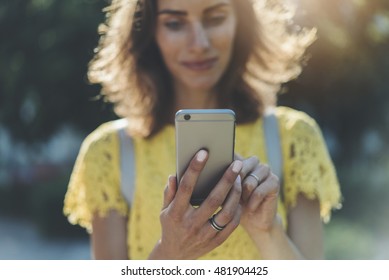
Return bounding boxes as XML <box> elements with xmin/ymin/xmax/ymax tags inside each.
<box><xmin>184</xmin><ymin>114</ymin><xmax>191</xmax><ymax>121</ymax></box>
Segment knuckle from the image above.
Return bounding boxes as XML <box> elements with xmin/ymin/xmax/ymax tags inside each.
<box><xmin>179</xmin><ymin>180</ymin><xmax>192</xmax><ymax>194</ymax></box>
<box><xmin>159</xmin><ymin>210</ymin><xmax>167</xmax><ymax>222</ymax></box>
<box><xmin>220</xmin><ymin>209</ymin><xmax>234</xmax><ymax>222</ymax></box>
<box><xmin>165</xmin><ymin>207</ymin><xmax>181</xmax><ymax>223</ymax></box>
<box><xmin>207</xmin><ymin>194</ymin><xmax>223</xmax><ymax>208</ymax></box>
<box><xmin>224</xmin><ymin>169</ymin><xmax>237</xmax><ymax>184</ymax></box>
<box><xmin>270</xmin><ymin>173</ymin><xmax>280</xmax><ymax>186</ymax></box>
<box><xmin>262</xmin><ymin>164</ymin><xmax>271</xmax><ymax>175</ymax></box>
<box><xmin>163</xmin><ymin>185</ymin><xmax>169</xmax><ymax>196</ymax></box>
<box><xmin>252</xmin><ymin>189</ymin><xmax>263</xmax><ymax>200</ymax></box>
<box><xmin>189</xmin><ymin>157</ymin><xmax>204</xmax><ymax>173</ymax></box>
<box><xmin>243</xmin><ymin>180</ymin><xmax>256</xmax><ymax>193</ymax></box>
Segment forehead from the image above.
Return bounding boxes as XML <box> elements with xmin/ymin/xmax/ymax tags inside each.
<box><xmin>156</xmin><ymin>0</ymin><xmax>233</xmax><ymax>13</ymax></box>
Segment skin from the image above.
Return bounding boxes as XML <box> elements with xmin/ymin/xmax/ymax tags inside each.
<box><xmin>236</xmin><ymin>155</ymin><xmax>323</xmax><ymax>259</ymax></box>
<box><xmin>149</xmin><ymin>150</ymin><xmax>243</xmax><ymax>259</ymax></box>
<box><xmin>91</xmin><ymin>210</ymin><xmax>128</xmax><ymax>259</ymax></box>
<box><xmin>91</xmin><ymin>0</ymin><xmax>324</xmax><ymax>260</ymax></box>
<box><xmin>155</xmin><ymin>0</ymin><xmax>237</xmax><ymax>110</ymax></box>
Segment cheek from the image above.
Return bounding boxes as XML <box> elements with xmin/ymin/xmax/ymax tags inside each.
<box><xmin>210</xmin><ymin>25</ymin><xmax>236</xmax><ymax>54</ymax></box>
<box><xmin>156</xmin><ymin>31</ymin><xmax>183</xmax><ymax>61</ymax></box>
<box><xmin>212</xmin><ymin>35</ymin><xmax>235</xmax><ymax>70</ymax></box>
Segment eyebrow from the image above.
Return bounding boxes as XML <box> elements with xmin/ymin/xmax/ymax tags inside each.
<box><xmin>158</xmin><ymin>2</ymin><xmax>230</xmax><ymax>16</ymax></box>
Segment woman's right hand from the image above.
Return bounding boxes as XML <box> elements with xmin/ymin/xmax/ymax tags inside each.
<box><xmin>148</xmin><ymin>150</ymin><xmax>243</xmax><ymax>260</ymax></box>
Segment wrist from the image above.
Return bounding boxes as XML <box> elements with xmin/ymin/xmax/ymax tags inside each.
<box><xmin>149</xmin><ymin>239</ymin><xmax>188</xmax><ymax>260</ymax></box>
<box><xmin>247</xmin><ymin>216</ymin><xmax>304</xmax><ymax>260</ymax></box>
<box><xmin>246</xmin><ymin>214</ymin><xmax>284</xmax><ymax>241</ymax></box>
<box><xmin>148</xmin><ymin>240</ymin><xmax>174</xmax><ymax>260</ymax></box>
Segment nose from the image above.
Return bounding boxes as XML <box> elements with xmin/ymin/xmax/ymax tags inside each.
<box><xmin>189</xmin><ymin>22</ymin><xmax>210</xmax><ymax>53</ymax></box>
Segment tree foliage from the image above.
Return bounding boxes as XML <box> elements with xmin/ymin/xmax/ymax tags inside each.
<box><xmin>0</xmin><ymin>0</ymin><xmax>115</xmax><ymax>142</ymax></box>
<box><xmin>278</xmin><ymin>0</ymin><xmax>389</xmax><ymax>241</ymax></box>
<box><xmin>280</xmin><ymin>0</ymin><xmax>389</xmax><ymax>160</ymax></box>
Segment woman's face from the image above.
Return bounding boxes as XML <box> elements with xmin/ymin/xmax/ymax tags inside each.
<box><xmin>155</xmin><ymin>0</ymin><xmax>237</xmax><ymax>93</ymax></box>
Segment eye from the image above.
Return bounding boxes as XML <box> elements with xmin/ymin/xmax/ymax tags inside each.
<box><xmin>204</xmin><ymin>14</ymin><xmax>227</xmax><ymax>27</ymax></box>
<box><xmin>164</xmin><ymin>19</ymin><xmax>185</xmax><ymax>31</ymax></box>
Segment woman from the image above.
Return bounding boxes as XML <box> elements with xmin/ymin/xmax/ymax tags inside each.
<box><xmin>64</xmin><ymin>0</ymin><xmax>342</xmax><ymax>259</ymax></box>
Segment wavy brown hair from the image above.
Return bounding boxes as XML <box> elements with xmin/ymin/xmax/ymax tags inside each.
<box><xmin>88</xmin><ymin>0</ymin><xmax>316</xmax><ymax>138</ymax></box>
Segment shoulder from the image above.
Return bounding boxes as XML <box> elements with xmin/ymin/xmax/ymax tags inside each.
<box><xmin>84</xmin><ymin>119</ymin><xmax>128</xmax><ymax>143</ymax></box>
<box><xmin>275</xmin><ymin>106</ymin><xmax>321</xmax><ymax>136</ymax></box>
<box><xmin>64</xmin><ymin>119</ymin><xmax>130</xmax><ymax>230</ymax></box>
<box><xmin>79</xmin><ymin>119</ymin><xmax>128</xmax><ymax>156</ymax></box>
<box><xmin>274</xmin><ymin>107</ymin><xmax>342</xmax><ymax>220</ymax></box>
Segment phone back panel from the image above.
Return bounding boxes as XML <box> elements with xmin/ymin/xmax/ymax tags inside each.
<box><xmin>175</xmin><ymin>109</ymin><xmax>235</xmax><ymax>205</ymax></box>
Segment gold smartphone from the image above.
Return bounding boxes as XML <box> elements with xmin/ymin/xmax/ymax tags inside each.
<box><xmin>175</xmin><ymin>109</ymin><xmax>236</xmax><ymax>205</ymax></box>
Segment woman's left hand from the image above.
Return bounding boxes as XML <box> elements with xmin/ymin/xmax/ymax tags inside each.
<box><xmin>235</xmin><ymin>154</ymin><xmax>280</xmax><ymax>236</ymax></box>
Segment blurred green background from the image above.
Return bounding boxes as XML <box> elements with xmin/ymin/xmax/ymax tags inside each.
<box><xmin>0</xmin><ymin>0</ymin><xmax>388</xmax><ymax>259</ymax></box>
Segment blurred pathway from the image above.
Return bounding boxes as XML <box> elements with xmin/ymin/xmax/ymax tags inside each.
<box><xmin>1</xmin><ymin>215</ymin><xmax>387</xmax><ymax>260</ymax></box>
<box><xmin>0</xmin><ymin>216</ymin><xmax>90</xmax><ymax>260</ymax></box>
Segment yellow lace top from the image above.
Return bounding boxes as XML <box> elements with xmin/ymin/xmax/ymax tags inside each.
<box><xmin>63</xmin><ymin>106</ymin><xmax>342</xmax><ymax>259</ymax></box>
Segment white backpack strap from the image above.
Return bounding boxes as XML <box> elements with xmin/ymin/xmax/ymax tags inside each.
<box><xmin>263</xmin><ymin>107</ymin><xmax>284</xmax><ymax>201</ymax></box>
<box><xmin>116</xmin><ymin>119</ymin><xmax>135</xmax><ymax>207</ymax></box>
<box><xmin>116</xmin><ymin>112</ymin><xmax>282</xmax><ymax>206</ymax></box>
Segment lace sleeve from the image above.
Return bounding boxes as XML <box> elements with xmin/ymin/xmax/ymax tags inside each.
<box><xmin>63</xmin><ymin>123</ymin><xmax>128</xmax><ymax>232</ymax></box>
<box><xmin>277</xmin><ymin>107</ymin><xmax>342</xmax><ymax>222</ymax></box>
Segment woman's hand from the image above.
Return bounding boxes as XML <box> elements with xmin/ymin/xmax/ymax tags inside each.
<box><xmin>149</xmin><ymin>150</ymin><xmax>243</xmax><ymax>260</ymax></box>
<box><xmin>235</xmin><ymin>154</ymin><xmax>280</xmax><ymax>236</ymax></box>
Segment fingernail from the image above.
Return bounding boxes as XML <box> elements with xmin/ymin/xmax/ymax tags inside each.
<box><xmin>197</xmin><ymin>150</ymin><xmax>207</xmax><ymax>162</ymax></box>
<box><xmin>235</xmin><ymin>174</ymin><xmax>241</xmax><ymax>184</ymax></box>
<box><xmin>232</xmin><ymin>160</ymin><xmax>243</xmax><ymax>173</ymax></box>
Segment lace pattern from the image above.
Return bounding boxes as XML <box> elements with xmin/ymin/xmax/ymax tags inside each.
<box><xmin>277</xmin><ymin>107</ymin><xmax>342</xmax><ymax>221</ymax></box>
<box><xmin>63</xmin><ymin>107</ymin><xmax>342</xmax><ymax>259</ymax></box>
<box><xmin>63</xmin><ymin>122</ymin><xmax>128</xmax><ymax>232</ymax></box>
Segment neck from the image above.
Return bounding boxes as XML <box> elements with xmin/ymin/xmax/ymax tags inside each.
<box><xmin>173</xmin><ymin>84</ymin><xmax>218</xmax><ymax>112</ymax></box>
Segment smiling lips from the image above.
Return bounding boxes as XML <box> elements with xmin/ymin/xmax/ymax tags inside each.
<box><xmin>181</xmin><ymin>57</ymin><xmax>218</xmax><ymax>71</ymax></box>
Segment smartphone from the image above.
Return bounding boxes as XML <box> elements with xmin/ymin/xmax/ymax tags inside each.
<box><xmin>175</xmin><ymin>109</ymin><xmax>236</xmax><ymax>205</ymax></box>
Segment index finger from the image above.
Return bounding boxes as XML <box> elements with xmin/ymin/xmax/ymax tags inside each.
<box><xmin>195</xmin><ymin>160</ymin><xmax>243</xmax><ymax>219</ymax></box>
<box><xmin>170</xmin><ymin>149</ymin><xmax>208</xmax><ymax>213</ymax></box>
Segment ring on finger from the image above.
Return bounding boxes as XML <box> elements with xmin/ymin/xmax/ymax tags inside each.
<box><xmin>209</xmin><ymin>214</ymin><xmax>226</xmax><ymax>232</ymax></box>
<box><xmin>248</xmin><ymin>173</ymin><xmax>260</xmax><ymax>184</ymax></box>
